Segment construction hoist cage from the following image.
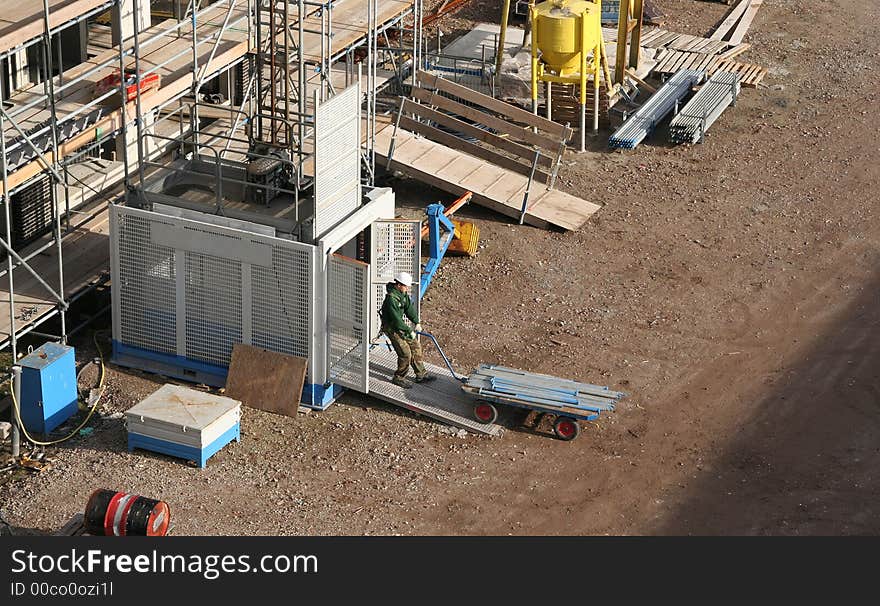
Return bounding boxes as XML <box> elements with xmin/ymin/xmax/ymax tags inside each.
<box><xmin>110</xmin><ymin>204</ymin><xmax>318</xmax><ymax>384</ymax></box>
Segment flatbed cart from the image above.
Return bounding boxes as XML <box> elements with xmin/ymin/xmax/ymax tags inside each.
<box><xmin>419</xmin><ymin>333</ymin><xmax>625</xmax><ymax>441</ymax></box>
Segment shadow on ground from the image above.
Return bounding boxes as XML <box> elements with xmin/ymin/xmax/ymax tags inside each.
<box><xmin>653</xmin><ymin>270</ymin><xmax>880</xmax><ymax>535</ymax></box>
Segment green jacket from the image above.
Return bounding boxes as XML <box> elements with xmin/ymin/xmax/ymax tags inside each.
<box><xmin>380</xmin><ymin>282</ymin><xmax>419</xmax><ymax>337</ymax></box>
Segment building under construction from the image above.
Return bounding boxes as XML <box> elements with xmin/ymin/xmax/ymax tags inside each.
<box><xmin>0</xmin><ymin>0</ymin><xmax>432</xmax><ymax>406</ymax></box>
<box><xmin>0</xmin><ymin>0</ymin><xmax>650</xmax><ymax>418</ymax></box>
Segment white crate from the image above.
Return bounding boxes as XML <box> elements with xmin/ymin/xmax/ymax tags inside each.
<box><xmin>125</xmin><ymin>384</ymin><xmax>241</xmax><ymax>449</ymax></box>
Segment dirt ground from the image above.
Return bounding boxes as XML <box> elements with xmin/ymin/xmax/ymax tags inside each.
<box><xmin>2</xmin><ymin>0</ymin><xmax>879</xmax><ymax>536</ymax></box>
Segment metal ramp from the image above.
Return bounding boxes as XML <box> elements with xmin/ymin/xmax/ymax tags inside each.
<box><xmin>368</xmin><ymin>342</ymin><xmax>503</xmax><ymax>436</ymax></box>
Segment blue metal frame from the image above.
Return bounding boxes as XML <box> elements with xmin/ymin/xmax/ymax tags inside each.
<box><xmin>416</xmin><ymin>331</ymin><xmax>468</xmax><ymax>382</ymax></box>
<box><xmin>420</xmin><ymin>203</ymin><xmax>456</xmax><ymax>299</ymax></box>
<box><xmin>475</xmin><ymin>394</ymin><xmax>600</xmax><ymax>422</ymax></box>
<box><xmin>112</xmin><ymin>341</ymin><xmax>344</xmax><ymax>410</ymax></box>
<box><xmin>300</xmin><ymin>383</ymin><xmax>345</xmax><ymax>411</ymax></box>
<box><xmin>128</xmin><ymin>422</ymin><xmax>241</xmax><ymax>469</ymax></box>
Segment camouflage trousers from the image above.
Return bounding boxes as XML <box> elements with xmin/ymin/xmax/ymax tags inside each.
<box><xmin>386</xmin><ymin>329</ymin><xmax>426</xmax><ymax>380</ymax></box>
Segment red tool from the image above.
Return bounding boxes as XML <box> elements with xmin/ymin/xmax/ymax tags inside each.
<box><xmin>94</xmin><ymin>69</ymin><xmax>161</xmax><ymax>102</ymax></box>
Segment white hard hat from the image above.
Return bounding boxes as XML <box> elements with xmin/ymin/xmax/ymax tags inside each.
<box><xmin>394</xmin><ymin>271</ymin><xmax>413</xmax><ymax>286</ymax></box>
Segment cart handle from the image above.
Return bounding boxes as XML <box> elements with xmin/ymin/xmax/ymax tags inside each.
<box><xmin>417</xmin><ymin>331</ymin><xmax>468</xmax><ymax>382</ymax></box>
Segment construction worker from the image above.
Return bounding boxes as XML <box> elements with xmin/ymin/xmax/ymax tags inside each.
<box><xmin>380</xmin><ymin>272</ymin><xmax>435</xmax><ymax>388</ymax></box>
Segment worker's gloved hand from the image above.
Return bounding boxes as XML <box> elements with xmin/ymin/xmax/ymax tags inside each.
<box><xmin>407</xmin><ymin>331</ymin><xmax>417</xmax><ymax>341</ymax></box>
<box><xmin>415</xmin><ymin>323</ymin><xmax>423</xmax><ymax>333</ymax></box>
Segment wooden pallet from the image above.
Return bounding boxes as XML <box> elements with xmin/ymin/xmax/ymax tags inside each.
<box><xmin>54</xmin><ymin>513</ymin><xmax>89</xmax><ymax>536</ymax></box>
<box><xmin>638</xmin><ymin>28</ymin><xmax>733</xmax><ymax>55</ymax></box>
<box><xmin>653</xmin><ymin>50</ymin><xmax>718</xmax><ymax>75</ymax></box>
<box><xmin>709</xmin><ymin>58</ymin><xmax>768</xmax><ymax>87</ymax></box>
<box><xmin>653</xmin><ymin>50</ymin><xmax>767</xmax><ymax>88</ymax></box>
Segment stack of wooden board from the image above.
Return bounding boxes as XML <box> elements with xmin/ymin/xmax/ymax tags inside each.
<box><xmin>639</xmin><ymin>28</ymin><xmax>734</xmax><ymax>56</ymax></box>
<box><xmin>708</xmin><ymin>58</ymin><xmax>768</xmax><ymax>87</ymax></box>
<box><xmin>710</xmin><ymin>0</ymin><xmax>764</xmax><ymax>45</ymax></box>
<box><xmin>649</xmin><ymin>0</ymin><xmax>767</xmax><ymax>88</ymax></box>
<box><xmin>653</xmin><ymin>51</ymin><xmax>767</xmax><ymax>87</ymax></box>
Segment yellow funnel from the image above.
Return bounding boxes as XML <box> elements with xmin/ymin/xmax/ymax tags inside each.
<box><xmin>534</xmin><ymin>0</ymin><xmax>602</xmax><ymax>76</ymax></box>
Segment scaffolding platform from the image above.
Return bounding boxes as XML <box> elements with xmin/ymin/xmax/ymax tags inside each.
<box><xmin>0</xmin><ymin>207</ymin><xmax>109</xmax><ymax>349</ymax></box>
<box><xmin>1</xmin><ymin>1</ymin><xmax>250</xmax><ymax>196</ymax></box>
<box><xmin>368</xmin><ymin>342</ymin><xmax>503</xmax><ymax>436</ymax></box>
<box><xmin>374</xmin><ymin>122</ymin><xmax>601</xmax><ymax>231</ymax></box>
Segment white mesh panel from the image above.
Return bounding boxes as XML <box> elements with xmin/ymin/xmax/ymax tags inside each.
<box><xmin>314</xmin><ymin>83</ymin><xmax>361</xmax><ymax>239</ymax></box>
<box><xmin>113</xmin><ymin>206</ymin><xmax>314</xmax><ymax>379</ymax></box>
<box><xmin>251</xmin><ymin>246</ymin><xmax>312</xmax><ymax>359</ymax></box>
<box><xmin>327</xmin><ymin>254</ymin><xmax>369</xmax><ymax>392</ymax></box>
<box><xmin>370</xmin><ymin>220</ymin><xmax>421</xmax><ymax>340</ymax></box>
<box><xmin>184</xmin><ymin>247</ymin><xmax>243</xmax><ymax>367</ymax></box>
<box><xmin>115</xmin><ymin>211</ymin><xmax>178</xmax><ymax>355</ymax></box>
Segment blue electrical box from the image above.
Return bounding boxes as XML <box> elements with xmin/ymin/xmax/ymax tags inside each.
<box><xmin>18</xmin><ymin>343</ymin><xmax>78</xmax><ymax>434</ymax></box>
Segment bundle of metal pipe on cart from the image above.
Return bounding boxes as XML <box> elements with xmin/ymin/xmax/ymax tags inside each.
<box><xmin>608</xmin><ymin>69</ymin><xmax>705</xmax><ymax>150</ymax></box>
<box><xmin>669</xmin><ymin>71</ymin><xmax>741</xmax><ymax>144</ymax></box>
<box><xmin>465</xmin><ymin>365</ymin><xmax>625</xmax><ymax>414</ymax></box>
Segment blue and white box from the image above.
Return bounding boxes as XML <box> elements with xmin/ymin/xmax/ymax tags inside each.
<box><xmin>125</xmin><ymin>384</ymin><xmax>241</xmax><ymax>468</ymax></box>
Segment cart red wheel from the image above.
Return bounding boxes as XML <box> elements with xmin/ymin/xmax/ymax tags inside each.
<box><xmin>473</xmin><ymin>402</ymin><xmax>498</xmax><ymax>424</ymax></box>
<box><xmin>554</xmin><ymin>417</ymin><xmax>580</xmax><ymax>441</ymax></box>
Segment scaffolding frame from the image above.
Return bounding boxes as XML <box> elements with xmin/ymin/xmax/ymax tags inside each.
<box><xmin>0</xmin><ymin>0</ymin><xmax>426</xmax><ymax>358</ymax></box>
<box><xmin>0</xmin><ymin>0</ymin><xmax>127</xmax><ymax>357</ymax></box>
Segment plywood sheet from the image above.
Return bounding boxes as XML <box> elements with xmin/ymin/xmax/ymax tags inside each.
<box><xmin>225</xmin><ymin>344</ymin><xmax>308</xmax><ymax>418</ymax></box>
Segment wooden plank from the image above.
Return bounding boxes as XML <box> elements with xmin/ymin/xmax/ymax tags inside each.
<box><xmin>401</xmin><ymin>99</ymin><xmax>554</xmax><ymax>169</ymax></box>
<box><xmin>460</xmin><ymin>166</ymin><xmax>509</xmax><ymax>193</ymax></box>
<box><xmin>374</xmin><ymin>126</ymin><xmax>598</xmax><ymax>231</ymax></box>
<box><xmin>742</xmin><ymin>63</ymin><xmax>763</xmax><ymax>84</ymax></box>
<box><xmin>0</xmin><ymin>0</ymin><xmax>111</xmax><ymax>55</ymax></box>
<box><xmin>692</xmin><ymin>38</ymin><xmax>719</xmax><ymax>54</ymax></box>
<box><xmin>645</xmin><ymin>31</ymin><xmax>672</xmax><ymax>47</ymax></box>
<box><xmin>750</xmin><ymin>67</ymin><xmax>767</xmax><ymax>87</ymax></box>
<box><xmin>656</xmin><ymin>51</ymin><xmax>679</xmax><ymax>72</ymax></box>
<box><xmin>710</xmin><ymin>40</ymin><xmax>734</xmax><ymax>55</ymax></box>
<box><xmin>639</xmin><ymin>28</ymin><xmax>667</xmax><ymax>44</ymax></box>
<box><xmin>0</xmin><ymin>209</ymin><xmax>110</xmax><ymax>343</ymax></box>
<box><xmin>399</xmin><ymin>115</ymin><xmax>550</xmax><ymax>182</ymax></box>
<box><xmin>671</xmin><ymin>34</ymin><xmax>697</xmax><ymax>51</ymax></box>
<box><xmin>652</xmin><ymin>50</ymin><xmax>670</xmax><ymax>72</ymax></box>
<box><xmin>657</xmin><ymin>31</ymin><xmax>682</xmax><ymax>46</ymax></box>
<box><xmin>417</xmin><ymin>73</ymin><xmax>571</xmax><ymax>140</ymax></box>
<box><xmin>728</xmin><ymin>0</ymin><xmax>763</xmax><ymax>45</ymax></box>
<box><xmin>410</xmin><ymin>86</ymin><xmax>562</xmax><ymax>152</ymax></box>
<box><xmin>435</xmin><ymin>154</ymin><xmax>479</xmax><ymax>180</ymax></box>
<box><xmin>661</xmin><ymin>52</ymin><xmax>682</xmax><ymax>72</ymax></box>
<box><xmin>697</xmin><ymin>54</ymin><xmax>717</xmax><ymax>72</ymax></box>
<box><xmin>719</xmin><ymin>42</ymin><xmax>752</xmax><ymax>60</ymax></box>
<box><xmin>225</xmin><ymin>344</ymin><xmax>307</xmax><ymax>418</ymax></box>
<box><xmin>670</xmin><ymin>52</ymin><xmax>690</xmax><ymax>72</ymax></box>
<box><xmin>710</xmin><ymin>0</ymin><xmax>750</xmax><ymax>41</ymax></box>
<box><xmin>625</xmin><ymin>69</ymin><xmax>656</xmax><ymax>93</ymax></box>
<box><xmin>525</xmin><ymin>188</ymin><xmax>601</xmax><ymax>232</ymax></box>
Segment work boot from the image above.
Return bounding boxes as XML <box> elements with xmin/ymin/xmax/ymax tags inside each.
<box><xmin>413</xmin><ymin>373</ymin><xmax>436</xmax><ymax>383</ymax></box>
<box><xmin>391</xmin><ymin>376</ymin><xmax>413</xmax><ymax>389</ymax></box>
